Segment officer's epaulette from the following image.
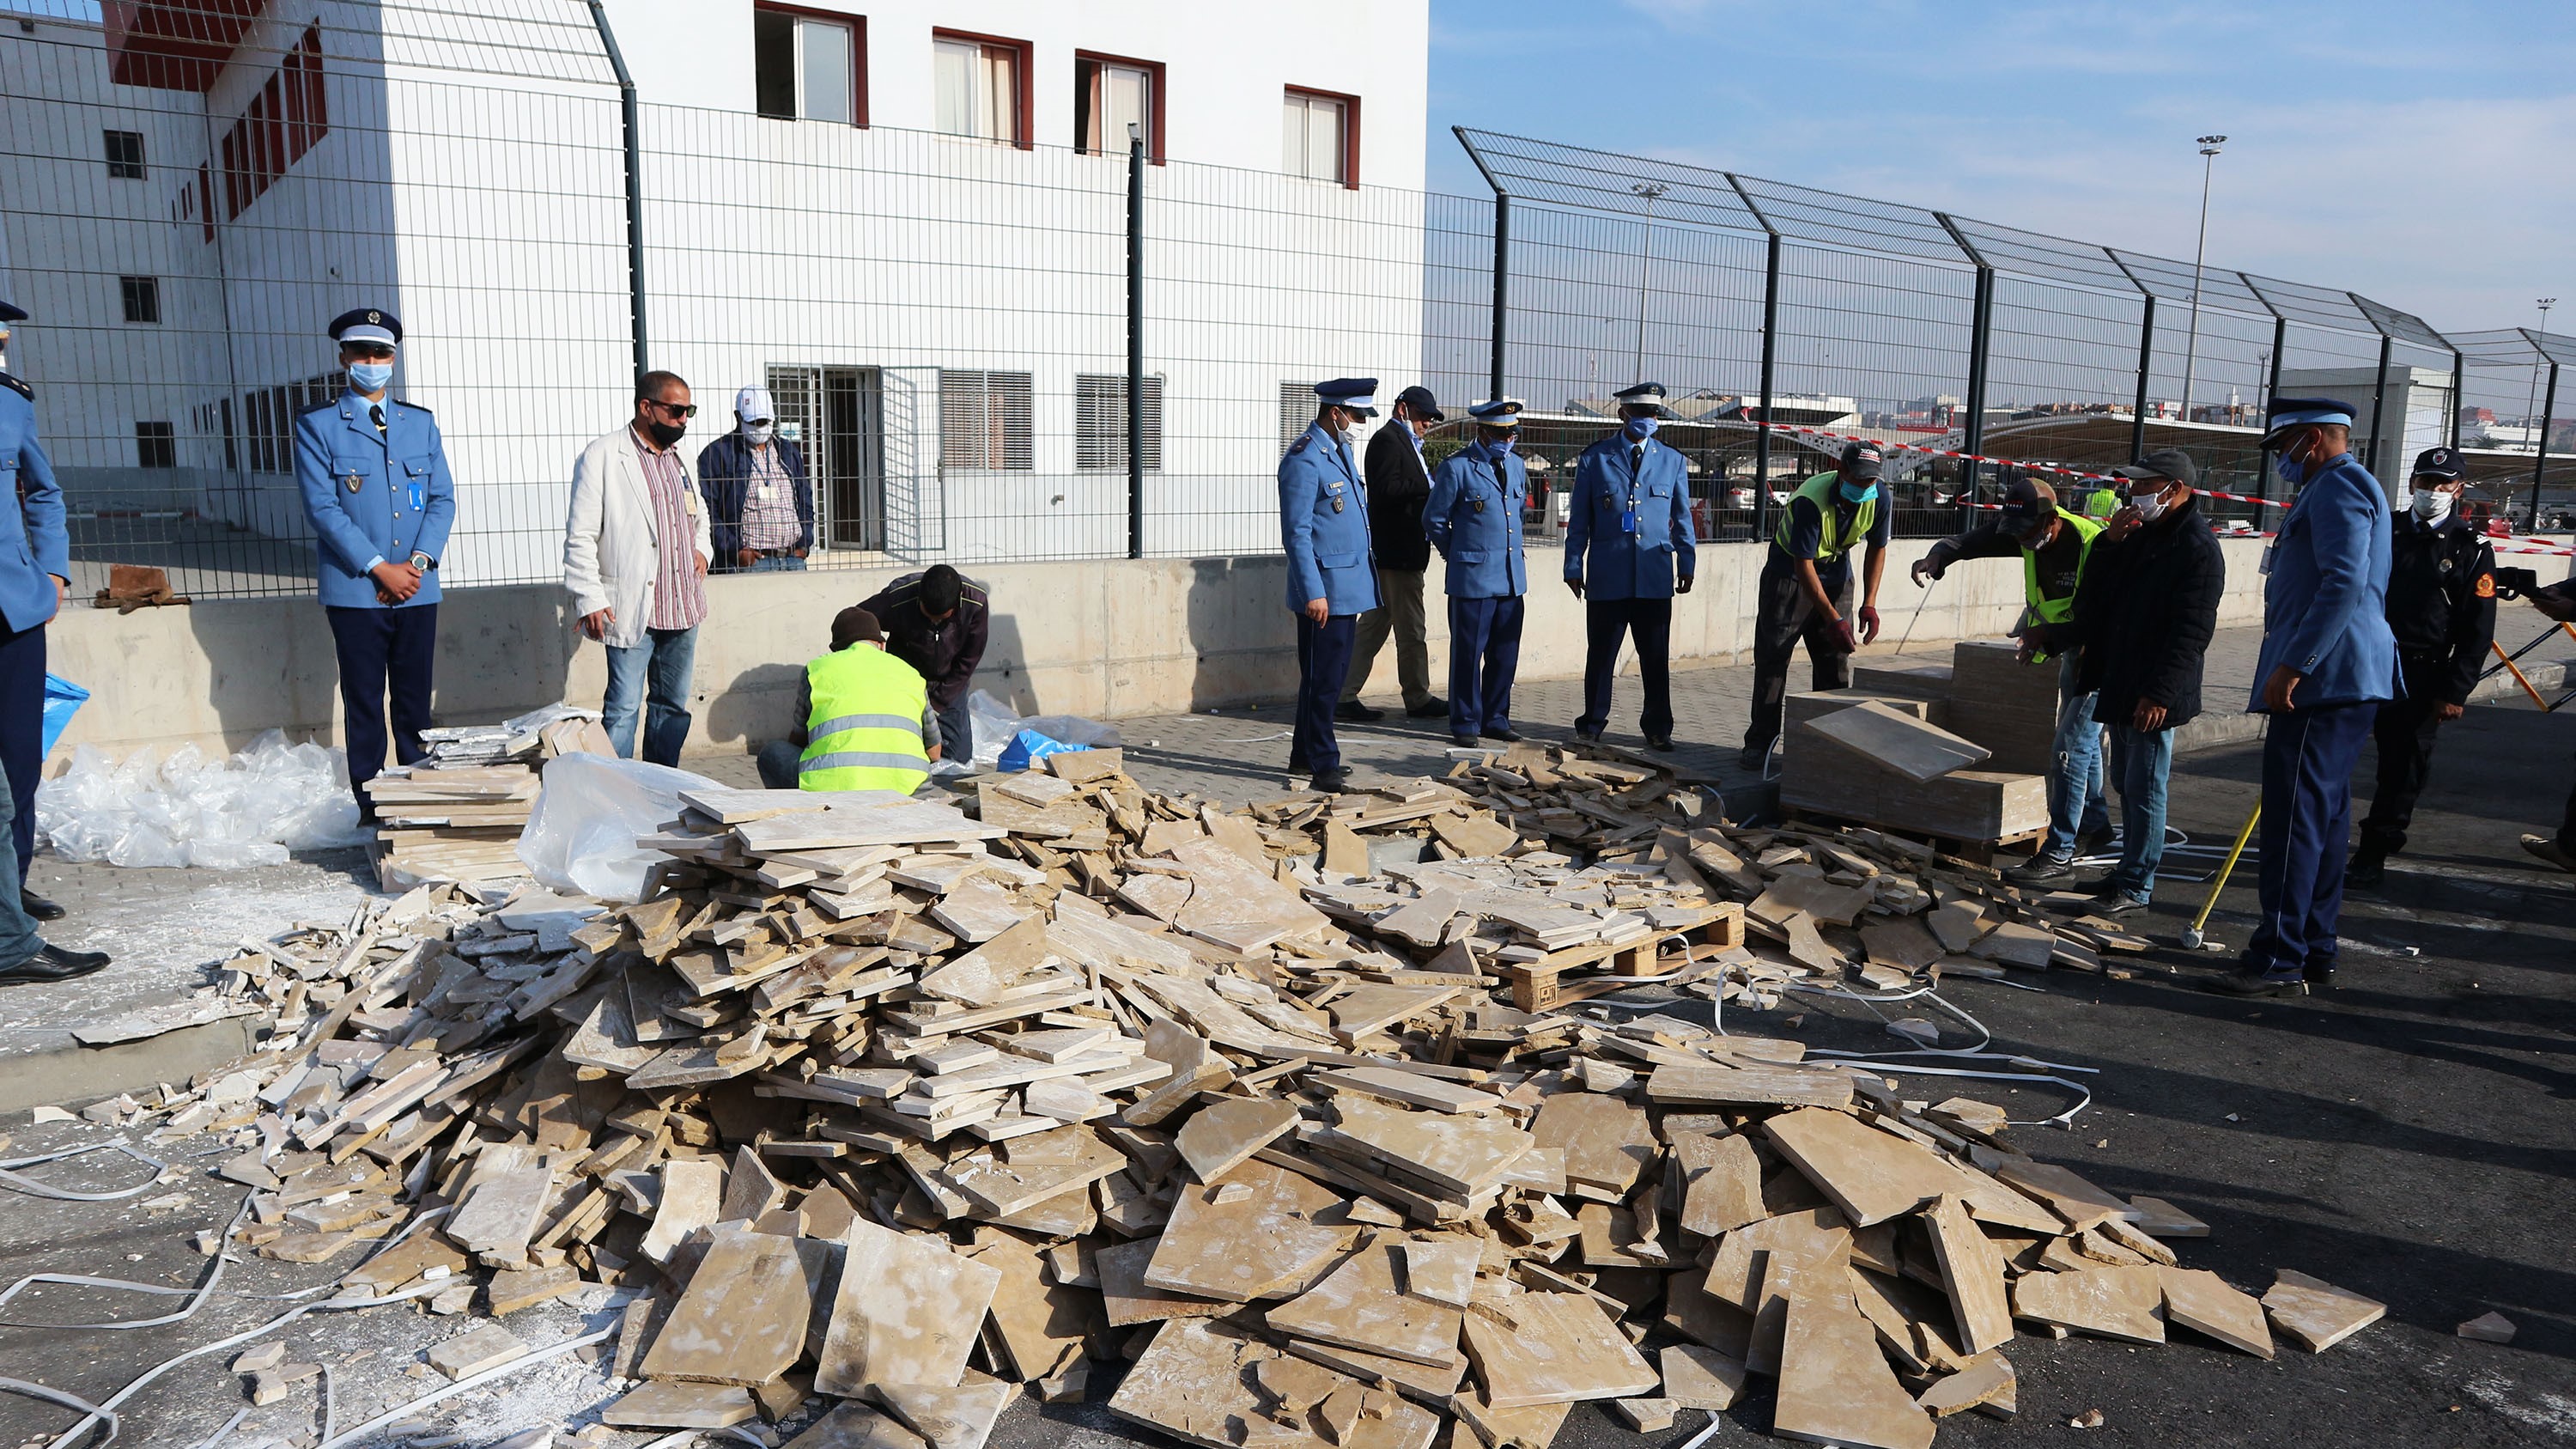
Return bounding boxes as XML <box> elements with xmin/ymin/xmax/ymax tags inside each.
<box><xmin>0</xmin><ymin>373</ymin><xmax>30</xmax><ymax>402</ymax></box>
<box><xmin>1288</xmin><ymin>435</ymin><xmax>1311</xmax><ymax>455</ymax></box>
<box><xmin>296</xmin><ymin>395</ymin><xmax>339</xmax><ymax>418</ymax></box>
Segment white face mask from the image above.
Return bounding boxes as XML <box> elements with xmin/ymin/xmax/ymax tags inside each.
<box><xmin>2129</xmin><ymin>488</ymin><xmax>2171</xmax><ymax>523</ymax></box>
<box><xmin>744</xmin><ymin>420</ymin><xmax>775</xmax><ymax>446</ymax></box>
<box><xmin>2410</xmin><ymin>487</ymin><xmax>2454</xmax><ymax>522</ymax></box>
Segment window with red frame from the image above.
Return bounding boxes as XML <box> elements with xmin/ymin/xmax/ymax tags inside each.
<box><xmin>1282</xmin><ymin>86</ymin><xmax>1358</xmax><ymax>189</ymax></box>
<box><xmin>213</xmin><ymin>23</ymin><xmax>327</xmax><ymax>225</ymax></box>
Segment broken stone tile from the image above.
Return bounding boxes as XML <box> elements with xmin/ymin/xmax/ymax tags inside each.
<box><xmin>1175</xmin><ymin>1098</ymin><xmax>1303</xmax><ymax>1184</ymax></box>
<box><xmin>641</xmin><ymin>1230</ymin><xmax>830</xmax><ymax>1385</ymax></box>
<box><xmin>1608</xmin><ymin>1398</ymin><xmax>1677</xmax><ymax>1432</ymax></box>
<box><xmin>1459</xmin><ymin>1289</ymin><xmax>1657</xmax><ymax>1408</ymax></box>
<box><xmin>2156</xmin><ymin>1267</ymin><xmax>2273</xmax><ymax>1359</ymax></box>
<box><xmin>1915</xmin><ymin>1352</ymin><xmax>2015</xmax><ymax>1418</ymax></box>
<box><xmin>1399</xmin><ymin>1236</ymin><xmax>1480</xmax><ymax>1310</ymax></box>
<box><xmin>1670</xmin><ymin>1132</ymin><xmax>1765</xmax><ymax>1238</ymax></box>
<box><xmin>2125</xmin><ymin>1194</ymin><xmax>2210</xmax><ymax>1238</ymax></box>
<box><xmin>1450</xmin><ymin>1386</ymin><xmax>1571</xmax><ymax>1449</ymax></box>
<box><xmin>2011</xmin><ymin>1265</ymin><xmax>2165</xmax><ymax>1345</ymax></box>
<box><xmin>1656</xmin><ymin>1343</ymin><xmax>1744</xmax><ymax>1411</ymax></box>
<box><xmin>1326</xmin><ymin>1096</ymin><xmax>1534</xmax><ymax>1197</ymax></box>
<box><xmin>1097</xmin><ymin>1237</ymin><xmax>1232</xmax><ymax>1327</ymax></box>
<box><xmin>2458</xmin><ymin>1312</ymin><xmax>2517</xmax><ymax>1344</ymax></box>
<box><xmin>1922</xmin><ymin>1195</ymin><xmax>2014</xmax><ymax>1355</ymax></box>
<box><xmin>1265</xmin><ymin>1233</ymin><xmax>1466</xmax><ymax>1368</ymax></box>
<box><xmin>601</xmin><ymin>1380</ymin><xmax>758</xmax><ymax>1429</ymax></box>
<box><xmin>814</xmin><ymin>1219</ymin><xmax>1005</xmax><ymax>1396</ymax></box>
<box><xmin>486</xmin><ymin>1264</ymin><xmax>581</xmax><ymax>1316</ymax></box>
<box><xmin>641</xmin><ymin>1158</ymin><xmax>724</xmax><ymax>1263</ymax></box>
<box><xmin>1528</xmin><ymin>1091</ymin><xmax>1655</xmax><ymax>1197</ymax></box>
<box><xmin>2260</xmin><ymin>1269</ymin><xmax>2385</xmax><ymax>1353</ymax></box>
<box><xmin>878</xmin><ymin>1372</ymin><xmax>1015</xmax><ymax>1449</ymax></box>
<box><xmin>969</xmin><ymin>1227</ymin><xmax>1091</xmax><ymax>1383</ymax></box>
<box><xmin>1762</xmin><ymin>1107</ymin><xmax>1965</xmax><ymax>1227</ymax></box>
<box><xmin>425</xmin><ymin>1323</ymin><xmax>527</xmax><ymax>1380</ymax></box>
<box><xmin>718</xmin><ymin>1144</ymin><xmax>787</xmax><ymax>1222</ymax></box>
<box><xmin>786</xmin><ymin>1403</ymin><xmax>932</xmax><ymax>1449</ymax></box>
<box><xmin>231</xmin><ymin>1342</ymin><xmax>287</xmax><ymax>1373</ymax></box>
<box><xmin>446</xmin><ymin>1166</ymin><xmax>551</xmax><ymax>1260</ymax></box>
<box><xmin>1109</xmin><ymin>1319</ymin><xmax>1441</xmax><ymax>1449</ymax></box>
<box><xmin>1772</xmin><ymin>1289</ymin><xmax>1935</xmax><ymax>1449</ymax></box>
<box><xmin>1143</xmin><ymin>1160</ymin><xmax>1349</xmax><ymax>1304</ymax></box>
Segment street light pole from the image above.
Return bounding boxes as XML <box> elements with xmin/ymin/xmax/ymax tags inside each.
<box><xmin>2179</xmin><ymin>135</ymin><xmax>2226</xmax><ymax>421</ymax></box>
<box><xmin>1631</xmin><ymin>181</ymin><xmax>1667</xmax><ymax>384</ymax></box>
<box><xmin>2525</xmin><ymin>296</ymin><xmax>2558</xmax><ymax>451</ymax></box>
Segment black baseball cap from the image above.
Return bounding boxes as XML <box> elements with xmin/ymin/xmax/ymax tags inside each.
<box><xmin>2111</xmin><ymin>447</ymin><xmax>2198</xmax><ymax>490</ymax></box>
<box><xmin>1838</xmin><ymin>441</ymin><xmax>1884</xmax><ymax>480</ymax></box>
<box><xmin>2410</xmin><ymin>446</ymin><xmax>2465</xmax><ymax>482</ymax></box>
<box><xmin>1394</xmin><ymin>386</ymin><xmax>1442</xmax><ymax>422</ymax></box>
<box><xmin>1997</xmin><ymin>476</ymin><xmax>2058</xmax><ymax>526</ymax></box>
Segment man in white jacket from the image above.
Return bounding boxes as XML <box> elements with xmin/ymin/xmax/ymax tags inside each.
<box><xmin>566</xmin><ymin>369</ymin><xmax>714</xmax><ymax>765</ymax></box>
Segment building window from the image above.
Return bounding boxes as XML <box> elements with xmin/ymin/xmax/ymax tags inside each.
<box><xmin>1279</xmin><ymin>381</ymin><xmax>1318</xmax><ymax>451</ymax></box>
<box><xmin>135</xmin><ymin>421</ymin><xmax>176</xmax><ymax>468</ymax></box>
<box><xmin>1076</xmin><ymin>53</ymin><xmax>1163</xmax><ymax>161</ymax></box>
<box><xmin>103</xmin><ymin>129</ymin><xmax>145</xmax><ymax>179</ymax></box>
<box><xmin>933</xmin><ymin>31</ymin><xmax>1029</xmax><ymax>147</ymax></box>
<box><xmin>1283</xmin><ymin>87</ymin><xmax>1358</xmax><ymax>188</ymax></box>
<box><xmin>244</xmin><ymin>372</ymin><xmax>339</xmax><ymax>472</ymax></box>
<box><xmin>753</xmin><ymin>4</ymin><xmax>862</xmax><ymax>125</ymax></box>
<box><xmin>939</xmin><ymin>369</ymin><xmax>1032</xmax><ymax>470</ymax></box>
<box><xmin>1075</xmin><ymin>373</ymin><xmax>1164</xmax><ymax>472</ymax></box>
<box><xmin>120</xmin><ymin>275</ymin><xmax>161</xmax><ymax>324</ymax></box>
<box><xmin>216</xmin><ymin>22</ymin><xmax>325</xmax><ymax>221</ymax></box>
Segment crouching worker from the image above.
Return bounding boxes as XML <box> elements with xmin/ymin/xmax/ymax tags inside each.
<box><xmin>756</xmin><ymin>606</ymin><xmax>941</xmax><ymax>793</ymax></box>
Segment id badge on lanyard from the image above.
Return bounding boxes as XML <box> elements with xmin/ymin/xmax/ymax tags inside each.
<box><xmin>1621</xmin><ymin>484</ymin><xmax>1640</xmax><ymax>536</ymax></box>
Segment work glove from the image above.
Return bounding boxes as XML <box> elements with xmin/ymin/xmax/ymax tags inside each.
<box><xmin>1827</xmin><ymin>618</ymin><xmax>1859</xmax><ymax>654</ymax></box>
<box><xmin>1856</xmin><ymin>606</ymin><xmax>1881</xmax><ymax>643</ymax></box>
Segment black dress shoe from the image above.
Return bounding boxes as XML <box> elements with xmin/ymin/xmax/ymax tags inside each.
<box><xmin>1334</xmin><ymin>700</ymin><xmax>1384</xmax><ymax>722</ymax></box>
<box><xmin>1451</xmin><ymin>733</ymin><xmax>1482</xmax><ymax>748</ymax></box>
<box><xmin>1645</xmin><ymin>734</ymin><xmax>1676</xmax><ymax>752</ymax></box>
<box><xmin>0</xmin><ymin>942</ymin><xmax>112</xmax><ymax>985</ymax></box>
<box><xmin>2303</xmin><ymin>962</ymin><xmax>2336</xmax><ymax>991</ymax></box>
<box><xmin>2200</xmin><ymin>965</ymin><xmax>2306</xmax><ymax>997</ymax></box>
<box><xmin>2004</xmin><ymin>855</ymin><xmax>2075</xmax><ymax>886</ymax></box>
<box><xmin>2343</xmin><ymin>852</ymin><xmax>2385</xmax><ymax>890</ymax></box>
<box><xmin>2088</xmin><ymin>889</ymin><xmax>2149</xmax><ymax>917</ymax></box>
<box><xmin>1406</xmin><ymin>697</ymin><xmax>1449</xmax><ymax>718</ymax></box>
<box><xmin>1737</xmin><ymin>745</ymin><xmax>1771</xmax><ymax>771</ymax></box>
<box><xmin>1480</xmin><ymin>727</ymin><xmax>1522</xmax><ymax>743</ymax></box>
<box><xmin>2074</xmin><ymin>825</ymin><xmax>2117</xmax><ymax>856</ymax></box>
<box><xmin>1574</xmin><ymin>727</ymin><xmax>1603</xmax><ymax>743</ymax></box>
<box><xmin>1310</xmin><ymin>767</ymin><xmax>1352</xmax><ymax>793</ymax></box>
<box><xmin>20</xmin><ymin>891</ymin><xmax>64</xmax><ymax>922</ymax></box>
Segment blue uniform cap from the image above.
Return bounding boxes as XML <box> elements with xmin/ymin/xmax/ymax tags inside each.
<box><xmin>2261</xmin><ymin>394</ymin><xmax>2355</xmax><ymax>444</ymax></box>
<box><xmin>2410</xmin><ymin>445</ymin><xmax>2465</xmax><ymax>482</ymax></box>
<box><xmin>1467</xmin><ymin>398</ymin><xmax>1525</xmax><ymax>426</ymax></box>
<box><xmin>1315</xmin><ymin>377</ymin><xmax>1378</xmax><ymax>413</ymax></box>
<box><xmin>328</xmin><ymin>307</ymin><xmax>402</xmax><ymax>348</ymax></box>
<box><xmin>0</xmin><ymin>300</ymin><xmax>25</xmax><ymax>326</ymax></box>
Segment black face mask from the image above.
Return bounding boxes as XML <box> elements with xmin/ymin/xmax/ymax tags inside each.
<box><xmin>645</xmin><ymin>419</ymin><xmax>687</xmax><ymax>448</ymax></box>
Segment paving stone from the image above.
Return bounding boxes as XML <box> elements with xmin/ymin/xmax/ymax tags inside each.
<box><xmin>1459</xmin><ymin>1289</ymin><xmax>1658</xmax><ymax>1408</ymax></box>
<box><xmin>878</xmin><ymin>1373</ymin><xmax>1014</xmax><ymax>1449</ymax></box>
<box><xmin>1772</xmin><ymin>1288</ymin><xmax>1935</xmax><ymax>1449</ymax></box>
<box><xmin>814</xmin><ymin>1219</ymin><xmax>1004</xmax><ymax>1395</ymax></box>
<box><xmin>2011</xmin><ymin>1265</ymin><xmax>2166</xmax><ymax>1345</ymax></box>
<box><xmin>641</xmin><ymin>1230</ymin><xmax>829</xmax><ymax>1385</ymax></box>
<box><xmin>1656</xmin><ymin>1342</ymin><xmax>1745</xmax><ymax>1411</ymax></box>
<box><xmin>1175</xmin><ymin>1097</ymin><xmax>1303</xmax><ymax>1183</ymax></box>
<box><xmin>425</xmin><ymin>1323</ymin><xmax>527</xmax><ymax>1380</ymax></box>
<box><xmin>2260</xmin><ymin>1269</ymin><xmax>2385</xmax><ymax>1353</ymax></box>
<box><xmin>1265</xmin><ymin>1233</ymin><xmax>1467</xmax><ymax>1368</ymax></box>
<box><xmin>2155</xmin><ymin>1267</ymin><xmax>2274</xmax><ymax>1358</ymax></box>
<box><xmin>600</xmin><ymin>1380</ymin><xmax>759</xmax><ymax>1429</ymax></box>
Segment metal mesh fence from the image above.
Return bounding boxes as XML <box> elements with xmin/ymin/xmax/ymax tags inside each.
<box><xmin>2</xmin><ymin>7</ymin><xmax>2567</xmax><ymax>603</ymax></box>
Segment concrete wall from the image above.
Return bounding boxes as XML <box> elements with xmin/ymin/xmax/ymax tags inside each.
<box><xmin>48</xmin><ymin>536</ymin><xmax>2280</xmax><ymax>764</ymax></box>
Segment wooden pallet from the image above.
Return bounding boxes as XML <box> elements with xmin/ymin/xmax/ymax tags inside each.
<box><xmin>1781</xmin><ymin>807</ymin><xmax>2043</xmax><ymax>869</ymax></box>
<box><xmin>1502</xmin><ymin>902</ymin><xmax>1745</xmax><ymax>1011</ymax></box>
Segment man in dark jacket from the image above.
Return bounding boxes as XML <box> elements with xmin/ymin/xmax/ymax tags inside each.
<box><xmin>2040</xmin><ymin>448</ymin><xmax>2224</xmax><ymax>915</ymax></box>
<box><xmin>859</xmin><ymin>563</ymin><xmax>987</xmax><ymax>762</ymax></box>
<box><xmin>697</xmin><ymin>385</ymin><xmax>814</xmax><ymax>573</ymax></box>
<box><xmin>2348</xmin><ymin>447</ymin><xmax>2495</xmax><ymax>887</ymax></box>
<box><xmin>1340</xmin><ymin>386</ymin><xmax>1446</xmax><ymax>721</ymax></box>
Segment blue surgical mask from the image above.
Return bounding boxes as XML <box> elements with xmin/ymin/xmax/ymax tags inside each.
<box><xmin>349</xmin><ymin>362</ymin><xmax>393</xmax><ymax>393</ymax></box>
<box><xmin>1838</xmin><ymin>478</ymin><xmax>1875</xmax><ymax>504</ymax></box>
<box><xmin>1485</xmin><ymin>433</ymin><xmax>1516</xmax><ymax>457</ymax></box>
<box><xmin>1624</xmin><ymin>416</ymin><xmax>1658</xmax><ymax>440</ymax></box>
<box><xmin>2274</xmin><ymin>451</ymin><xmax>2307</xmax><ymax>487</ymax></box>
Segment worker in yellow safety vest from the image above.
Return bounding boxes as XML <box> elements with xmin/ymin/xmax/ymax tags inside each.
<box><xmin>1911</xmin><ymin>476</ymin><xmax>2110</xmax><ymax>885</ymax></box>
<box><xmin>754</xmin><ymin>605</ymin><xmax>942</xmax><ymax>793</ymax></box>
<box><xmin>1740</xmin><ymin>441</ymin><xmax>1890</xmax><ymax>770</ymax></box>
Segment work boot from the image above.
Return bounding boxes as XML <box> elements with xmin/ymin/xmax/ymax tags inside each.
<box><xmin>2074</xmin><ymin>825</ymin><xmax>2117</xmax><ymax>857</ymax></box>
<box><xmin>2200</xmin><ymin>964</ymin><xmax>2307</xmax><ymax>997</ymax></box>
<box><xmin>1645</xmin><ymin>734</ymin><xmax>1676</xmax><ymax>752</ymax></box>
<box><xmin>1309</xmin><ymin>767</ymin><xmax>1352</xmax><ymax>794</ymax></box>
<box><xmin>1574</xmin><ymin>726</ymin><xmax>1603</xmax><ymax>744</ymax></box>
<box><xmin>1406</xmin><ymin>697</ymin><xmax>1449</xmax><ymax>719</ymax></box>
<box><xmin>2087</xmin><ymin>884</ymin><xmax>2149</xmax><ymax>916</ymax></box>
<box><xmin>1736</xmin><ymin>744</ymin><xmax>1770</xmax><ymax>771</ymax></box>
<box><xmin>0</xmin><ymin>942</ymin><xmax>112</xmax><ymax>986</ymax></box>
<box><xmin>1334</xmin><ymin>700</ymin><xmax>1384</xmax><ymax>723</ymax></box>
<box><xmin>2343</xmin><ymin>849</ymin><xmax>2386</xmax><ymax>891</ymax></box>
<box><xmin>2303</xmin><ymin>959</ymin><xmax>2336</xmax><ymax>992</ymax></box>
<box><xmin>2004</xmin><ymin>854</ymin><xmax>2075</xmax><ymax>887</ymax></box>
<box><xmin>2522</xmin><ymin>835</ymin><xmax>2576</xmax><ymax>874</ymax></box>
<box><xmin>20</xmin><ymin>890</ymin><xmax>64</xmax><ymax>922</ymax></box>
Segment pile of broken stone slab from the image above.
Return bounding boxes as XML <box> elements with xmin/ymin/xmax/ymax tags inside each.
<box><xmin>107</xmin><ymin>742</ymin><xmax>2386</xmax><ymax>1449</ymax></box>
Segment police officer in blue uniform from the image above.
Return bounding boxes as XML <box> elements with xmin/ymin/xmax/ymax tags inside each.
<box><xmin>0</xmin><ymin>299</ymin><xmax>110</xmax><ymax>988</ymax></box>
<box><xmin>295</xmin><ymin>308</ymin><xmax>458</xmax><ymax>821</ymax></box>
<box><xmin>2205</xmin><ymin>397</ymin><xmax>2399</xmax><ymax>997</ymax></box>
<box><xmin>1425</xmin><ymin>399</ymin><xmax>1529</xmax><ymax>747</ymax></box>
<box><xmin>1566</xmin><ymin>382</ymin><xmax>1698</xmax><ymax>749</ymax></box>
<box><xmin>1279</xmin><ymin>379</ymin><xmax>1382</xmax><ymax>792</ymax></box>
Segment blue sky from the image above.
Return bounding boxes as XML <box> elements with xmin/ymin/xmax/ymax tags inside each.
<box><xmin>1425</xmin><ymin>0</ymin><xmax>2576</xmax><ymax>336</ymax></box>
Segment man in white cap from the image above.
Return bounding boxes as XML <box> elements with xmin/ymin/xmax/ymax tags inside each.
<box><xmin>696</xmin><ymin>385</ymin><xmax>813</xmax><ymax>572</ymax></box>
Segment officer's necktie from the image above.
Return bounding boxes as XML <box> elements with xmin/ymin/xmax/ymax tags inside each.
<box><xmin>1630</xmin><ymin>443</ymin><xmax>1644</xmax><ymax>476</ymax></box>
<box><xmin>369</xmin><ymin>404</ymin><xmax>387</xmax><ymax>437</ymax></box>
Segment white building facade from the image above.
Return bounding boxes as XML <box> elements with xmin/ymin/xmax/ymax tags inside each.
<box><xmin>0</xmin><ymin>0</ymin><xmax>1431</xmax><ymax>588</ymax></box>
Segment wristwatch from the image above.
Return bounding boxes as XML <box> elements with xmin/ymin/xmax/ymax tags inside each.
<box><xmin>410</xmin><ymin>551</ymin><xmax>434</xmax><ymax>571</ymax></box>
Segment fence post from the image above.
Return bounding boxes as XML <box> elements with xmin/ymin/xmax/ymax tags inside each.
<box><xmin>2533</xmin><ymin>359</ymin><xmax>2558</xmax><ymax>532</ymax></box>
<box><xmin>1127</xmin><ymin>123</ymin><xmax>1145</xmax><ymax>561</ymax></box>
<box><xmin>1489</xmin><ymin>194</ymin><xmax>1510</xmax><ymax>404</ymax></box>
<box><xmin>2365</xmin><ymin>329</ymin><xmax>2393</xmax><ymax>476</ymax></box>
<box><xmin>2260</xmin><ymin>314</ymin><xmax>2287</xmax><ymax>508</ymax></box>
<box><xmin>1935</xmin><ymin>215</ymin><xmax>1993</xmax><ymax>512</ymax></box>
<box><xmin>2129</xmin><ymin>295</ymin><xmax>2156</xmax><ymax>464</ymax></box>
<box><xmin>584</xmin><ymin>1</ymin><xmax>648</xmax><ymax>381</ymax></box>
<box><xmin>1755</xmin><ymin>232</ymin><xmax>1781</xmax><ymax>541</ymax></box>
<box><xmin>2450</xmin><ymin>347</ymin><xmax>2466</xmax><ymax>449</ymax></box>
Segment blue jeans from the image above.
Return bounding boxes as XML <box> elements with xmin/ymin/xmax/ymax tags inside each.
<box><xmin>604</xmin><ymin>624</ymin><xmax>698</xmax><ymax>766</ymax></box>
<box><xmin>2102</xmin><ymin>721</ymin><xmax>2173</xmax><ymax>900</ymax></box>
<box><xmin>749</xmin><ymin>553</ymin><xmax>806</xmax><ymax>572</ymax></box>
<box><xmin>2041</xmin><ymin>652</ymin><xmax>2111</xmax><ymax>861</ymax></box>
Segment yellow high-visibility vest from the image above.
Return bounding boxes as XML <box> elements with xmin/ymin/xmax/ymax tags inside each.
<box><xmin>2022</xmin><ymin>508</ymin><xmax>2105</xmax><ymax>625</ymax></box>
<box><xmin>1773</xmin><ymin>472</ymin><xmax>1879</xmax><ymax>563</ymax></box>
<box><xmin>798</xmin><ymin>645</ymin><xmax>931</xmax><ymax>794</ymax></box>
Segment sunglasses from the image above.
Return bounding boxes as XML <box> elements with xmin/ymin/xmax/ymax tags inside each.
<box><xmin>642</xmin><ymin>399</ymin><xmax>698</xmax><ymax>418</ymax></box>
<box><xmin>343</xmin><ymin>343</ymin><xmax>395</xmax><ymax>361</ymax></box>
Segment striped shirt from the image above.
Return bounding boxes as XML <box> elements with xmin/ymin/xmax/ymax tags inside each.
<box><xmin>635</xmin><ymin>427</ymin><xmax>708</xmax><ymax>631</ymax></box>
<box><xmin>741</xmin><ymin>444</ymin><xmax>802</xmax><ymax>551</ymax></box>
